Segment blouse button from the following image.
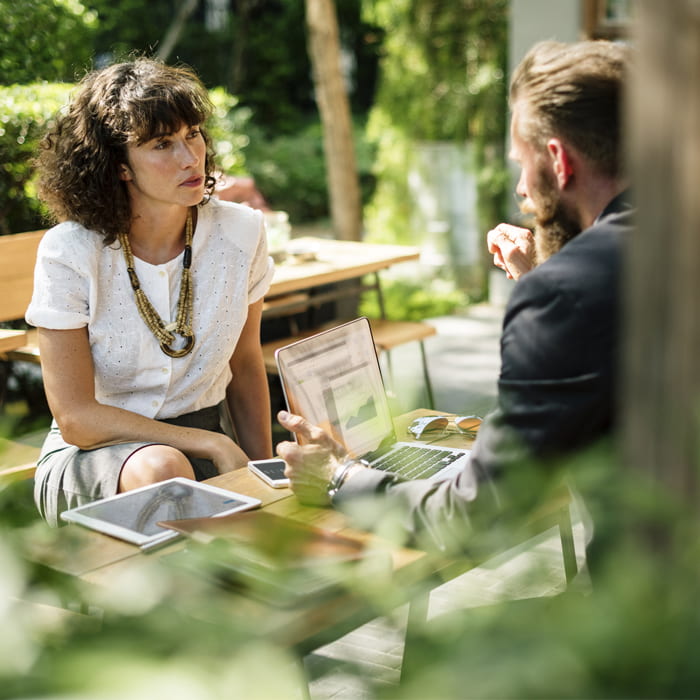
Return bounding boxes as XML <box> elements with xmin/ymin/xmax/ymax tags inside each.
<box><xmin>161</xmin><ymin>367</ymin><xmax>169</xmax><ymax>374</ymax></box>
<box><xmin>151</xmin><ymin>400</ymin><xmax>158</xmax><ymax>408</ymax></box>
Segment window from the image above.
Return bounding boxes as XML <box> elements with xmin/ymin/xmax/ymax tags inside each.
<box><xmin>583</xmin><ymin>0</ymin><xmax>635</xmax><ymax>39</ymax></box>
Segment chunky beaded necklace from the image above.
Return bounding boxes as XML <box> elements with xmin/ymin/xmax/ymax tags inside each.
<box><xmin>119</xmin><ymin>210</ymin><xmax>195</xmax><ymax>358</ymax></box>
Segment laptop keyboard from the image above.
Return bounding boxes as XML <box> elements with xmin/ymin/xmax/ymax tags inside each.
<box><xmin>368</xmin><ymin>445</ymin><xmax>463</xmax><ymax>480</ymax></box>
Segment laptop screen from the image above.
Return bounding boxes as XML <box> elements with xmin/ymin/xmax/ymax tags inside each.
<box><xmin>275</xmin><ymin>318</ymin><xmax>396</xmax><ymax>457</ymax></box>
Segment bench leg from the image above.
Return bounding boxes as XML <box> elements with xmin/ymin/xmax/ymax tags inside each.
<box><xmin>381</xmin><ymin>342</ymin><xmax>435</xmax><ymax>411</ymax></box>
<box><xmin>418</xmin><ymin>341</ymin><xmax>435</xmax><ymax>410</ymax></box>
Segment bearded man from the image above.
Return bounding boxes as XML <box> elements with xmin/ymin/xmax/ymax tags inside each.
<box><xmin>276</xmin><ymin>40</ymin><xmax>633</xmax><ymax>553</ymax></box>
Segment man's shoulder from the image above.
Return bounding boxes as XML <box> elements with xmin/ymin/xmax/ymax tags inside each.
<box><xmin>506</xmin><ymin>227</ymin><xmax>624</xmax><ymax>336</ymax></box>
<box><xmin>527</xmin><ymin>207</ymin><xmax>630</xmax><ymax>289</ymax></box>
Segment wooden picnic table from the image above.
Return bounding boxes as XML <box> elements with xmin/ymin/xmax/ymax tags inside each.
<box><xmin>266</xmin><ymin>237</ymin><xmax>420</xmax><ymax>299</ymax></box>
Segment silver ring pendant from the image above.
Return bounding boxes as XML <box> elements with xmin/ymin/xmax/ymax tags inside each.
<box><xmin>160</xmin><ymin>333</ymin><xmax>195</xmax><ymax>358</ymax></box>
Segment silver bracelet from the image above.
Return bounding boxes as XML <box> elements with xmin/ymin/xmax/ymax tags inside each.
<box><xmin>327</xmin><ymin>457</ymin><xmax>369</xmax><ymax>501</ymax></box>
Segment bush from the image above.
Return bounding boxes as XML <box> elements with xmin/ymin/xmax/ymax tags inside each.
<box><xmin>207</xmin><ymin>88</ymin><xmax>252</xmax><ymax>177</ymax></box>
<box><xmin>244</xmin><ymin>119</ymin><xmax>376</xmax><ymax>224</ymax></box>
<box><xmin>0</xmin><ymin>0</ymin><xmax>97</xmax><ymax>85</ymax></box>
<box><xmin>0</xmin><ymin>83</ymin><xmax>74</xmax><ymax>235</ymax></box>
<box><xmin>359</xmin><ymin>276</ymin><xmax>469</xmax><ymax>322</ymax></box>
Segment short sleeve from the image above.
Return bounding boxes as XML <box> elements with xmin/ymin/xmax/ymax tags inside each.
<box><xmin>25</xmin><ymin>224</ymin><xmax>91</xmax><ymax>329</ymax></box>
<box><xmin>247</xmin><ymin>212</ymin><xmax>275</xmax><ymax>303</ymax></box>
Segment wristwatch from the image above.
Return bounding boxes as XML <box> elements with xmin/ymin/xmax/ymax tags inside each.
<box><xmin>327</xmin><ymin>457</ymin><xmax>370</xmax><ymax>501</ymax></box>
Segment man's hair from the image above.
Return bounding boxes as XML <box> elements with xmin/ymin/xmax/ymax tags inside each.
<box><xmin>36</xmin><ymin>57</ymin><xmax>217</xmax><ymax>244</ymax></box>
<box><xmin>510</xmin><ymin>40</ymin><xmax>630</xmax><ymax>179</ymax></box>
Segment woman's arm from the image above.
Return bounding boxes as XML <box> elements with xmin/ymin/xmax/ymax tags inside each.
<box><xmin>38</xmin><ymin>327</ymin><xmax>248</xmax><ymax>471</ymax></box>
<box><xmin>225</xmin><ymin>298</ymin><xmax>273</xmax><ymax>460</ymax></box>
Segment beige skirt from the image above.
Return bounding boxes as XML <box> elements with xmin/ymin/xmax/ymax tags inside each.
<box><xmin>34</xmin><ymin>404</ymin><xmax>225</xmax><ymax>527</ymax></box>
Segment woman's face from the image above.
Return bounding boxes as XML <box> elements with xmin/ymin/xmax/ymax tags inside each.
<box><xmin>120</xmin><ymin>123</ymin><xmax>207</xmax><ymax>213</ymax></box>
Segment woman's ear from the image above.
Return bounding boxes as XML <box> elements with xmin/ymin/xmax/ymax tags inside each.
<box><xmin>546</xmin><ymin>138</ymin><xmax>574</xmax><ymax>189</ymax></box>
<box><xmin>118</xmin><ymin>164</ymin><xmax>132</xmax><ymax>182</ymax></box>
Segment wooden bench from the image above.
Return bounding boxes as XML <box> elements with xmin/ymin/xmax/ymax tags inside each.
<box><xmin>0</xmin><ymin>229</ymin><xmax>45</xmax><ymax>365</ymax></box>
<box><xmin>0</xmin><ymin>230</ymin><xmax>47</xmax><ymax>485</ymax></box>
<box><xmin>0</xmin><ymin>430</ymin><xmax>44</xmax><ymax>486</ymax></box>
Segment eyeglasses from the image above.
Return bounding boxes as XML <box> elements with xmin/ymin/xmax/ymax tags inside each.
<box><xmin>407</xmin><ymin>414</ymin><xmax>482</xmax><ymax>441</ymax></box>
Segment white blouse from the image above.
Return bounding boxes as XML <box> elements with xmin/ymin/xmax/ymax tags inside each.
<box><xmin>26</xmin><ymin>198</ymin><xmax>274</xmax><ymax>419</ymax></box>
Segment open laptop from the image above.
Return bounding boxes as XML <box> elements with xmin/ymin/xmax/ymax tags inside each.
<box><xmin>275</xmin><ymin>317</ymin><xmax>470</xmax><ymax>482</ymax></box>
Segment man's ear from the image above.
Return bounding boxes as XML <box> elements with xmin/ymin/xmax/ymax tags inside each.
<box><xmin>546</xmin><ymin>138</ymin><xmax>573</xmax><ymax>189</ymax></box>
<box><xmin>118</xmin><ymin>164</ymin><xmax>132</xmax><ymax>182</ymax></box>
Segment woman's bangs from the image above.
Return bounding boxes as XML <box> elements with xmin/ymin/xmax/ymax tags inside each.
<box><xmin>133</xmin><ymin>89</ymin><xmax>210</xmax><ymax>144</ymax></box>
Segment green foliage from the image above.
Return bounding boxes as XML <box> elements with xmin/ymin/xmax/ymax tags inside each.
<box><xmin>206</xmin><ymin>88</ymin><xmax>252</xmax><ymax>176</ymax></box>
<box><xmin>385</xmin><ymin>444</ymin><xmax>700</xmax><ymax>698</ymax></box>
<box><xmin>83</xmin><ymin>0</ymin><xmax>383</xmax><ymax>134</ymax></box>
<box><xmin>0</xmin><ymin>83</ymin><xmax>74</xmax><ymax>234</ymax></box>
<box><xmin>3</xmin><ymin>438</ymin><xmax>700</xmax><ymax>697</ymax></box>
<box><xmin>83</xmin><ymin>0</ymin><xmax>174</xmax><ymax>64</ymax></box>
<box><xmin>242</xmin><ymin>121</ymin><xmax>328</xmax><ymax>223</ymax></box>
<box><xmin>359</xmin><ymin>276</ymin><xmax>469</xmax><ymax>321</ymax></box>
<box><xmin>244</xmin><ymin>119</ymin><xmax>376</xmax><ymax>224</ymax></box>
<box><xmin>0</xmin><ymin>504</ymin><xmax>306</xmax><ymax>697</ymax></box>
<box><xmin>362</xmin><ymin>0</ymin><xmax>510</xmax><ymax>286</ymax></box>
<box><xmin>0</xmin><ymin>0</ymin><xmax>97</xmax><ymax>84</ymax></box>
<box><xmin>364</xmin><ymin>0</ymin><xmax>508</xmax><ymax>143</ymax></box>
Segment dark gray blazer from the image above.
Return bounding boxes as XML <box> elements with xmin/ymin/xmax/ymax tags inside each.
<box><xmin>335</xmin><ymin>193</ymin><xmax>634</xmax><ymax>553</ymax></box>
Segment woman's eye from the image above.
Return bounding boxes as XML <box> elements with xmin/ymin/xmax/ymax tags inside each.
<box><xmin>188</xmin><ymin>128</ymin><xmax>202</xmax><ymax>139</ymax></box>
<box><xmin>154</xmin><ymin>140</ymin><xmax>171</xmax><ymax>150</ymax></box>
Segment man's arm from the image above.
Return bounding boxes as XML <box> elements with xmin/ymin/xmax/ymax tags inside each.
<box><xmin>277</xmin><ymin>246</ymin><xmax>617</xmax><ymax>553</ymax></box>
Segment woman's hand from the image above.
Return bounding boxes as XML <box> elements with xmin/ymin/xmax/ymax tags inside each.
<box><xmin>486</xmin><ymin>224</ymin><xmax>536</xmax><ymax>280</ymax></box>
<box><xmin>204</xmin><ymin>431</ymin><xmax>250</xmax><ymax>473</ymax></box>
<box><xmin>275</xmin><ymin>410</ymin><xmax>349</xmax><ymax>506</ymax></box>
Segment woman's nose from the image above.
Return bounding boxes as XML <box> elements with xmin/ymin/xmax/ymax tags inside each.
<box><xmin>178</xmin><ymin>141</ymin><xmax>199</xmax><ymax>167</ymax></box>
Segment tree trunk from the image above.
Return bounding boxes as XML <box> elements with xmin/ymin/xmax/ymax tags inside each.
<box><xmin>156</xmin><ymin>0</ymin><xmax>200</xmax><ymax>63</ymax></box>
<box><xmin>621</xmin><ymin>0</ymin><xmax>700</xmax><ymax>499</ymax></box>
<box><xmin>228</xmin><ymin>0</ymin><xmax>257</xmax><ymax>94</ymax></box>
<box><xmin>305</xmin><ymin>0</ymin><xmax>362</xmax><ymax>241</ymax></box>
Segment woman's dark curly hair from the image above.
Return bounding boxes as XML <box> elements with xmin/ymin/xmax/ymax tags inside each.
<box><xmin>36</xmin><ymin>57</ymin><xmax>218</xmax><ymax>244</ymax></box>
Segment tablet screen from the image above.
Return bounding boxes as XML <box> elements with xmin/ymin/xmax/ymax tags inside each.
<box><xmin>60</xmin><ymin>477</ymin><xmax>261</xmax><ymax>547</ymax></box>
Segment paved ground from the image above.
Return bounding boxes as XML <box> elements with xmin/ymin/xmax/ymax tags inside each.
<box><xmin>381</xmin><ymin>303</ymin><xmax>505</xmax><ymax>419</ymax></box>
<box><xmin>303</xmin><ymin>303</ymin><xmax>590</xmax><ymax>699</ymax></box>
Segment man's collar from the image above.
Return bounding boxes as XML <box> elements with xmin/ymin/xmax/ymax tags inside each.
<box><xmin>595</xmin><ymin>189</ymin><xmax>633</xmax><ymax>223</ymax></box>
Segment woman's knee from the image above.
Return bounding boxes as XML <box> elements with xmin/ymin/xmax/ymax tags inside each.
<box><xmin>119</xmin><ymin>444</ymin><xmax>194</xmax><ymax>491</ymax></box>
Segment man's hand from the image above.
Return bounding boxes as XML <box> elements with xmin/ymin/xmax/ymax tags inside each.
<box><xmin>486</xmin><ymin>223</ymin><xmax>536</xmax><ymax>280</ymax></box>
<box><xmin>275</xmin><ymin>411</ymin><xmax>347</xmax><ymax>506</ymax></box>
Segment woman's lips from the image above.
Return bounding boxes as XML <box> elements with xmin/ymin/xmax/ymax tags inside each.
<box><xmin>180</xmin><ymin>176</ymin><xmax>203</xmax><ymax>187</ymax></box>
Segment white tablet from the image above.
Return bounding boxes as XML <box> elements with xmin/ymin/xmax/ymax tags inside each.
<box><xmin>60</xmin><ymin>477</ymin><xmax>261</xmax><ymax>549</ymax></box>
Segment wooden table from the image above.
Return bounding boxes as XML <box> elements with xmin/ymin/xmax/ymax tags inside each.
<box><xmin>28</xmin><ymin>411</ymin><xmax>473</xmax><ymax>650</ymax></box>
<box><xmin>267</xmin><ymin>237</ymin><xmax>420</xmax><ymax>298</ymax></box>
<box><xmin>263</xmin><ymin>237</ymin><xmax>420</xmax><ymax>322</ymax></box>
<box><xmin>27</xmin><ymin>409</ymin><xmax>576</xmax><ymax>660</ymax></box>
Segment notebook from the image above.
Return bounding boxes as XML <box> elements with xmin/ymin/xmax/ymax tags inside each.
<box><xmin>275</xmin><ymin>317</ymin><xmax>470</xmax><ymax>482</ymax></box>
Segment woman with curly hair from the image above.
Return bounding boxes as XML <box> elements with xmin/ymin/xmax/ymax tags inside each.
<box><xmin>27</xmin><ymin>57</ymin><xmax>274</xmax><ymax>525</ymax></box>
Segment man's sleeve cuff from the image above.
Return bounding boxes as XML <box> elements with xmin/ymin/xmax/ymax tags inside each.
<box><xmin>331</xmin><ymin>467</ymin><xmax>398</xmax><ymax>504</ymax></box>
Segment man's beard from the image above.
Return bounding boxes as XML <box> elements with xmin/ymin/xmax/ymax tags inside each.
<box><xmin>520</xmin><ymin>167</ymin><xmax>582</xmax><ymax>264</ymax></box>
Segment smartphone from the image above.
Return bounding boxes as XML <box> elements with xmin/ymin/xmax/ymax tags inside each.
<box><xmin>247</xmin><ymin>458</ymin><xmax>290</xmax><ymax>488</ymax></box>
